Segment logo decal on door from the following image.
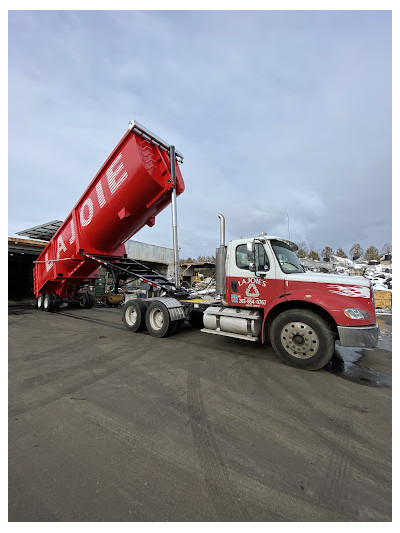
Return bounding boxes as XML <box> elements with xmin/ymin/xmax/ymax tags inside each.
<box><xmin>246</xmin><ymin>283</ymin><xmax>260</xmax><ymax>297</ymax></box>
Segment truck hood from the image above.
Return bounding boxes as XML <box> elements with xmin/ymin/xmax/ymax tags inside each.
<box><xmin>285</xmin><ymin>272</ymin><xmax>370</xmax><ymax>287</ymax></box>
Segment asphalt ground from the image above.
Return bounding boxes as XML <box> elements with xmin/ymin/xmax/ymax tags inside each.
<box><xmin>8</xmin><ymin>304</ymin><xmax>392</xmax><ymax>522</ymax></box>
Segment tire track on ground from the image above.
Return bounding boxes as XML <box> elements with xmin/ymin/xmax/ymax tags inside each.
<box><xmin>238</xmin><ymin>359</ymin><xmax>388</xmax><ymax>496</ymax></box>
<box><xmin>9</xmin><ymin>345</ymin><xmax>151</xmax><ymax>417</ymax></box>
<box><xmin>187</xmin><ymin>361</ymin><xmax>249</xmax><ymax>521</ymax></box>
<box><xmin>8</xmin><ymin>333</ymin><xmax>97</xmax><ymax>376</ymax></box>
<box><xmin>318</xmin><ymin>431</ymin><xmax>353</xmax><ymax>516</ymax></box>
<box><xmin>59</xmin><ymin>311</ymin><xmax>126</xmax><ymax>330</ymax></box>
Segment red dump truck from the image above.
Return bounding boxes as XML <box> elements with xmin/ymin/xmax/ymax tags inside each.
<box><xmin>34</xmin><ymin>120</ymin><xmax>379</xmax><ymax>370</ymax></box>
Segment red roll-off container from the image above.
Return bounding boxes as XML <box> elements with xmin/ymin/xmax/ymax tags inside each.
<box><xmin>34</xmin><ymin>124</ymin><xmax>184</xmax><ymax>298</ymax></box>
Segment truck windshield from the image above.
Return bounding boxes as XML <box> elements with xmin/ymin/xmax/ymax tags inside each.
<box><xmin>271</xmin><ymin>240</ymin><xmax>304</xmax><ymax>274</ymax></box>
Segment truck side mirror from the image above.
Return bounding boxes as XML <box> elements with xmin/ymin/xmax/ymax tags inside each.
<box><xmin>248</xmin><ymin>262</ymin><xmax>256</xmax><ymax>273</ymax></box>
<box><xmin>247</xmin><ymin>241</ymin><xmax>255</xmax><ymax>262</ymax></box>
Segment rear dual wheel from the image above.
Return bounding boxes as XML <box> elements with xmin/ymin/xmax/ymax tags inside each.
<box><xmin>78</xmin><ymin>292</ymin><xmax>95</xmax><ymax>309</ymax></box>
<box><xmin>122</xmin><ymin>300</ymin><xmax>183</xmax><ymax>337</ymax></box>
<box><xmin>145</xmin><ymin>301</ymin><xmax>184</xmax><ymax>337</ymax></box>
<box><xmin>122</xmin><ymin>300</ymin><xmax>147</xmax><ymax>332</ymax></box>
<box><xmin>36</xmin><ymin>294</ymin><xmax>44</xmax><ymax>310</ymax></box>
<box><xmin>37</xmin><ymin>293</ymin><xmax>60</xmax><ymax>312</ymax></box>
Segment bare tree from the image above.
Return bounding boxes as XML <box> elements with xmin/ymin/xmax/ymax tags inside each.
<box><xmin>349</xmin><ymin>243</ymin><xmax>364</xmax><ymax>260</ymax></box>
<box><xmin>296</xmin><ymin>241</ymin><xmax>308</xmax><ymax>258</ymax></box>
<box><xmin>321</xmin><ymin>246</ymin><xmax>333</xmax><ymax>260</ymax></box>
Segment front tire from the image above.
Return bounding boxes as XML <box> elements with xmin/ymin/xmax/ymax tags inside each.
<box><xmin>270</xmin><ymin>309</ymin><xmax>334</xmax><ymax>370</ymax></box>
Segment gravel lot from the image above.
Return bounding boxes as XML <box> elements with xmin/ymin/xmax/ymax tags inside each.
<box><xmin>8</xmin><ymin>304</ymin><xmax>392</xmax><ymax>521</ymax></box>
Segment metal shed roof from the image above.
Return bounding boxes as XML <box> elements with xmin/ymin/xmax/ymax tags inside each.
<box><xmin>16</xmin><ymin>220</ymin><xmax>63</xmax><ymax>241</ymax></box>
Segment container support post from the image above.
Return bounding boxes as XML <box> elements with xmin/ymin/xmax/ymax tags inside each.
<box><xmin>169</xmin><ymin>145</ymin><xmax>181</xmax><ymax>289</ymax></box>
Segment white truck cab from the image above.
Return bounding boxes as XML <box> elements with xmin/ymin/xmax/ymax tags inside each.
<box><xmin>201</xmin><ymin>215</ymin><xmax>378</xmax><ymax>370</ymax></box>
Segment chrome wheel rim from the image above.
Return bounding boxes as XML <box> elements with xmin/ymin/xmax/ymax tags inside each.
<box><xmin>280</xmin><ymin>321</ymin><xmax>319</xmax><ymax>359</ymax></box>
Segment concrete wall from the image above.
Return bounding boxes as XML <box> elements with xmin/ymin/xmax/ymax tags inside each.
<box><xmin>124</xmin><ymin>240</ymin><xmax>174</xmax><ymax>277</ymax></box>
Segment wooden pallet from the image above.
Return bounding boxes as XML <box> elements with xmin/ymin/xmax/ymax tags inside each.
<box><xmin>374</xmin><ymin>290</ymin><xmax>392</xmax><ymax>308</ymax></box>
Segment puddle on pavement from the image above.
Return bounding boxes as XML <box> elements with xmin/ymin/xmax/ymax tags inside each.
<box><xmin>326</xmin><ymin>319</ymin><xmax>392</xmax><ymax>388</ymax></box>
<box><xmin>376</xmin><ymin>316</ymin><xmax>392</xmax><ymax>352</ymax></box>
<box><xmin>326</xmin><ymin>347</ymin><xmax>391</xmax><ymax>387</ymax></box>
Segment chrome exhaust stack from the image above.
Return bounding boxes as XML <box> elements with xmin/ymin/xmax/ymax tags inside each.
<box><xmin>215</xmin><ymin>213</ymin><xmax>227</xmax><ymax>298</ymax></box>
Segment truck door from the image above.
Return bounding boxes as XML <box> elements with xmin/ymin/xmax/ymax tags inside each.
<box><xmin>226</xmin><ymin>241</ymin><xmax>277</xmax><ymax>309</ymax></box>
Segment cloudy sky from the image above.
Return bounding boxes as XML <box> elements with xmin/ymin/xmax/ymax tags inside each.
<box><xmin>8</xmin><ymin>9</ymin><xmax>392</xmax><ymax>259</ymax></box>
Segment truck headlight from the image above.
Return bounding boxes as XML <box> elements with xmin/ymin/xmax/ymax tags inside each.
<box><xmin>344</xmin><ymin>308</ymin><xmax>371</xmax><ymax>320</ymax></box>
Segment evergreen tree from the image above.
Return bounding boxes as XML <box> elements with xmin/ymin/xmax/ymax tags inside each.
<box><xmin>309</xmin><ymin>250</ymin><xmax>320</xmax><ymax>261</ymax></box>
<box><xmin>365</xmin><ymin>246</ymin><xmax>380</xmax><ymax>262</ymax></box>
<box><xmin>336</xmin><ymin>247</ymin><xmax>348</xmax><ymax>258</ymax></box>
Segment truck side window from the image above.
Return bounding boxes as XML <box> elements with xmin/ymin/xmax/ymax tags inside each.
<box><xmin>236</xmin><ymin>243</ymin><xmax>269</xmax><ymax>271</ymax></box>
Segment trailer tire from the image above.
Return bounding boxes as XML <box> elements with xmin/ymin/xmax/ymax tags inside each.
<box><xmin>122</xmin><ymin>300</ymin><xmax>147</xmax><ymax>332</ymax></box>
<box><xmin>36</xmin><ymin>294</ymin><xmax>44</xmax><ymax>310</ymax></box>
<box><xmin>43</xmin><ymin>293</ymin><xmax>54</xmax><ymax>312</ymax></box>
<box><xmin>78</xmin><ymin>293</ymin><xmax>90</xmax><ymax>309</ymax></box>
<box><xmin>270</xmin><ymin>309</ymin><xmax>334</xmax><ymax>370</ymax></box>
<box><xmin>53</xmin><ymin>294</ymin><xmax>61</xmax><ymax>311</ymax></box>
<box><xmin>145</xmin><ymin>301</ymin><xmax>173</xmax><ymax>338</ymax></box>
<box><xmin>87</xmin><ymin>292</ymin><xmax>95</xmax><ymax>309</ymax></box>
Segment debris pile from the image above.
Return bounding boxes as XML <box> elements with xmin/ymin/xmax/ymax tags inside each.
<box><xmin>190</xmin><ymin>277</ymin><xmax>216</xmax><ymax>295</ymax></box>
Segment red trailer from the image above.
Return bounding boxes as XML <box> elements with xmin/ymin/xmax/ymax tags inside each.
<box><xmin>34</xmin><ymin>121</ymin><xmax>185</xmax><ymax>311</ymax></box>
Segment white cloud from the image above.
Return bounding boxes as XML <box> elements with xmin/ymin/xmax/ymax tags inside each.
<box><xmin>8</xmin><ymin>10</ymin><xmax>392</xmax><ymax>258</ymax></box>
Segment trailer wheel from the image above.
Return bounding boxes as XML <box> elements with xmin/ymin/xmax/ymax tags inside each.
<box><xmin>53</xmin><ymin>294</ymin><xmax>61</xmax><ymax>311</ymax></box>
<box><xmin>36</xmin><ymin>294</ymin><xmax>44</xmax><ymax>310</ymax></box>
<box><xmin>43</xmin><ymin>293</ymin><xmax>54</xmax><ymax>312</ymax></box>
<box><xmin>145</xmin><ymin>301</ymin><xmax>173</xmax><ymax>338</ymax></box>
<box><xmin>78</xmin><ymin>293</ymin><xmax>90</xmax><ymax>309</ymax></box>
<box><xmin>122</xmin><ymin>300</ymin><xmax>147</xmax><ymax>332</ymax></box>
<box><xmin>270</xmin><ymin>309</ymin><xmax>334</xmax><ymax>370</ymax></box>
<box><xmin>87</xmin><ymin>292</ymin><xmax>95</xmax><ymax>309</ymax></box>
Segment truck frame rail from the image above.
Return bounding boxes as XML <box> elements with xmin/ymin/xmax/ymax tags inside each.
<box><xmin>82</xmin><ymin>252</ymin><xmax>190</xmax><ymax>299</ymax></box>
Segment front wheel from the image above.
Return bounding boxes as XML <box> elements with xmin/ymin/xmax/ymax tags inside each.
<box><xmin>270</xmin><ymin>309</ymin><xmax>334</xmax><ymax>370</ymax></box>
